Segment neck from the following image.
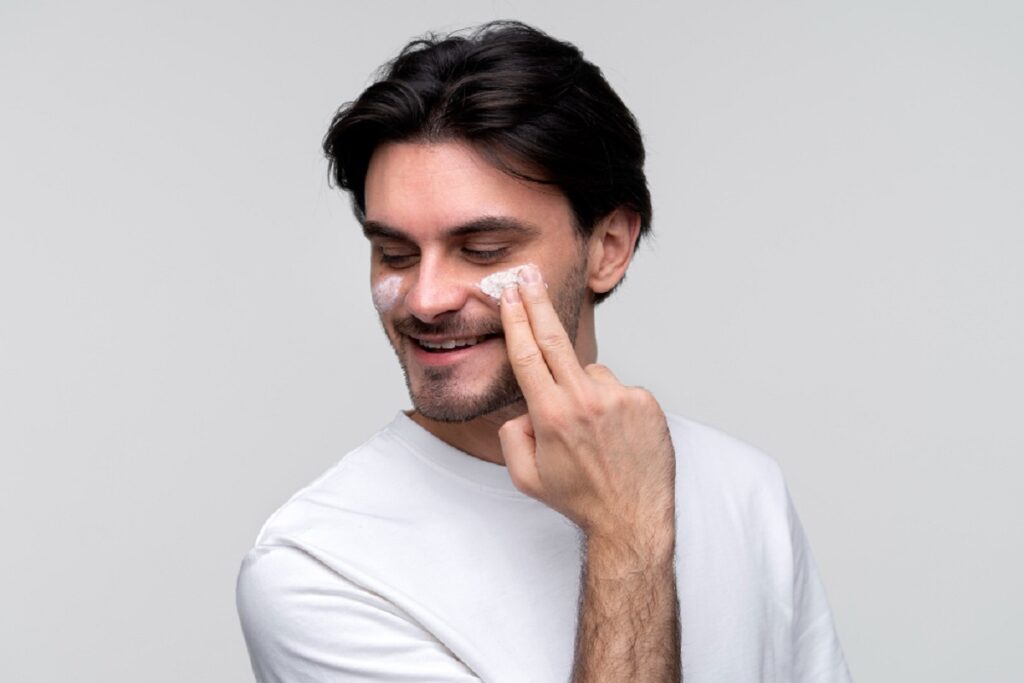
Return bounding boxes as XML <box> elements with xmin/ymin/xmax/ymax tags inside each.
<box><xmin>408</xmin><ymin>300</ymin><xmax>597</xmax><ymax>466</ymax></box>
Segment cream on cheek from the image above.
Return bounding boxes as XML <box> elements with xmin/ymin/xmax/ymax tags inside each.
<box><xmin>372</xmin><ymin>265</ymin><xmax>542</xmax><ymax>313</ymax></box>
<box><xmin>371</xmin><ymin>274</ymin><xmax>404</xmax><ymax>313</ymax></box>
<box><xmin>476</xmin><ymin>262</ymin><xmax>543</xmax><ymax>301</ymax></box>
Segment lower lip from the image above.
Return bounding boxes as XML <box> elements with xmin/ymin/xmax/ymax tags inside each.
<box><xmin>408</xmin><ymin>336</ymin><xmax>502</xmax><ymax>366</ymax></box>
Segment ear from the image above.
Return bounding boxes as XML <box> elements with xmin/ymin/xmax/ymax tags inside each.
<box><xmin>586</xmin><ymin>208</ymin><xmax>642</xmax><ymax>295</ymax></box>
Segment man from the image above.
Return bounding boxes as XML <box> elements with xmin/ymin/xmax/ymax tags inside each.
<box><xmin>236</xmin><ymin>20</ymin><xmax>852</xmax><ymax>682</ymax></box>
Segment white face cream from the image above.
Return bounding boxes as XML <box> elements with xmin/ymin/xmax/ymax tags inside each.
<box><xmin>476</xmin><ymin>263</ymin><xmax>541</xmax><ymax>301</ymax></box>
<box><xmin>372</xmin><ymin>275</ymin><xmax>403</xmax><ymax>313</ymax></box>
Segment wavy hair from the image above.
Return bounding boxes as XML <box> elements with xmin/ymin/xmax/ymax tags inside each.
<box><xmin>322</xmin><ymin>20</ymin><xmax>652</xmax><ymax>304</ymax></box>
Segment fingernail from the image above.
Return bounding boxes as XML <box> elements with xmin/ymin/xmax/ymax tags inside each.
<box><xmin>519</xmin><ymin>264</ymin><xmax>541</xmax><ymax>283</ymax></box>
<box><xmin>503</xmin><ymin>284</ymin><xmax>521</xmax><ymax>304</ymax></box>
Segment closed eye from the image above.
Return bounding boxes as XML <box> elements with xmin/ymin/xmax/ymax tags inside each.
<box><xmin>463</xmin><ymin>247</ymin><xmax>509</xmax><ymax>262</ymax></box>
<box><xmin>376</xmin><ymin>246</ymin><xmax>511</xmax><ymax>268</ymax></box>
<box><xmin>377</xmin><ymin>249</ymin><xmax>416</xmax><ymax>267</ymax></box>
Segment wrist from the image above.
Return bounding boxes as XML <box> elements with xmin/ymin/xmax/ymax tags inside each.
<box><xmin>583</xmin><ymin>522</ymin><xmax>676</xmax><ymax>572</ymax></box>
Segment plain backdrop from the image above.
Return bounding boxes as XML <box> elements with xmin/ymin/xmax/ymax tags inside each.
<box><xmin>2</xmin><ymin>1</ymin><xmax>1021</xmax><ymax>681</ymax></box>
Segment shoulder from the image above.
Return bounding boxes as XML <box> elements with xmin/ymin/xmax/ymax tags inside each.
<box><xmin>664</xmin><ymin>411</ymin><xmax>787</xmax><ymax>493</ymax></box>
<box><xmin>234</xmin><ymin>543</ymin><xmax>344</xmax><ymax>648</ymax></box>
<box><xmin>235</xmin><ymin>542</ymin><xmax>398</xmax><ymax>626</ymax></box>
<box><xmin>663</xmin><ymin>414</ymin><xmax>853</xmax><ymax>680</ymax></box>
<box><xmin>246</xmin><ymin>423</ymin><xmax>410</xmax><ymax>549</ymax></box>
<box><xmin>664</xmin><ymin>411</ymin><xmax>795</xmax><ymax>547</ymax></box>
<box><xmin>235</xmin><ymin>543</ymin><xmax>483</xmax><ymax>682</ymax></box>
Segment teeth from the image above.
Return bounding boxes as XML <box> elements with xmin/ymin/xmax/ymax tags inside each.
<box><xmin>418</xmin><ymin>336</ymin><xmax>488</xmax><ymax>350</ymax></box>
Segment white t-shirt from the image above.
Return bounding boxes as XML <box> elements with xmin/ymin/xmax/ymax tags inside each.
<box><xmin>236</xmin><ymin>410</ymin><xmax>852</xmax><ymax>682</ymax></box>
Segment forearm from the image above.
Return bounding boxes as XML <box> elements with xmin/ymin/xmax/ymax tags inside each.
<box><xmin>570</xmin><ymin>527</ymin><xmax>681</xmax><ymax>683</ymax></box>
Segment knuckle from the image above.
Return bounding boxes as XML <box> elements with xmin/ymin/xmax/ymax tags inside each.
<box><xmin>512</xmin><ymin>348</ymin><xmax>543</xmax><ymax>367</ymax></box>
<box><xmin>537</xmin><ymin>332</ymin><xmax>568</xmax><ymax>350</ymax></box>
<box><xmin>584</xmin><ymin>362</ymin><xmax>617</xmax><ymax>383</ymax></box>
<box><xmin>608</xmin><ymin>388</ymin><xmax>632</xmax><ymax>412</ymax></box>
<box><xmin>578</xmin><ymin>388</ymin><xmax>608</xmax><ymax>416</ymax></box>
<box><xmin>630</xmin><ymin>386</ymin><xmax>660</xmax><ymax>410</ymax></box>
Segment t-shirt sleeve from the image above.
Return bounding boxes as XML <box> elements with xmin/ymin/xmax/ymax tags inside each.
<box><xmin>785</xmin><ymin>487</ymin><xmax>854</xmax><ymax>682</ymax></box>
<box><xmin>236</xmin><ymin>543</ymin><xmax>483</xmax><ymax>683</ymax></box>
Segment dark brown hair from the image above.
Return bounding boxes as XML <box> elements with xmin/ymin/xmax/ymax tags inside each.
<box><xmin>323</xmin><ymin>20</ymin><xmax>652</xmax><ymax>304</ymax></box>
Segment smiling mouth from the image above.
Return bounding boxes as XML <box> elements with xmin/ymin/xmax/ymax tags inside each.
<box><xmin>410</xmin><ymin>334</ymin><xmax>502</xmax><ymax>353</ymax></box>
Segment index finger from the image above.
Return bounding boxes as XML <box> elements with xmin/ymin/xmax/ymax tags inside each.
<box><xmin>499</xmin><ymin>283</ymin><xmax>557</xmax><ymax>403</ymax></box>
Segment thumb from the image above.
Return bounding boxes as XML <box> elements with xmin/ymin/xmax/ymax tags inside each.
<box><xmin>498</xmin><ymin>413</ymin><xmax>542</xmax><ymax>498</ymax></box>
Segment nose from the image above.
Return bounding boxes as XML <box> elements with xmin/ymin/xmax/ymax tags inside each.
<box><xmin>403</xmin><ymin>253</ymin><xmax>472</xmax><ymax>323</ymax></box>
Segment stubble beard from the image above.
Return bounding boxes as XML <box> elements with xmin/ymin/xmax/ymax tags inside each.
<box><xmin>382</xmin><ymin>252</ymin><xmax>589</xmax><ymax>423</ymax></box>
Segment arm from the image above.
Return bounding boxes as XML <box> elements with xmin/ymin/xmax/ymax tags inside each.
<box><xmin>572</xmin><ymin>528</ymin><xmax>680</xmax><ymax>683</ymax></box>
<box><xmin>497</xmin><ymin>265</ymin><xmax>682</xmax><ymax>682</ymax></box>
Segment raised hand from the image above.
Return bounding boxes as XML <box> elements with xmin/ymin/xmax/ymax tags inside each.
<box><xmin>497</xmin><ymin>264</ymin><xmax>677</xmax><ymax>547</ymax></box>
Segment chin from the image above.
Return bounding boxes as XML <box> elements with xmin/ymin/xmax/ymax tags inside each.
<box><xmin>408</xmin><ymin>379</ymin><xmax>524</xmax><ymax>423</ymax></box>
<box><xmin>409</xmin><ymin>393</ymin><xmax>514</xmax><ymax>423</ymax></box>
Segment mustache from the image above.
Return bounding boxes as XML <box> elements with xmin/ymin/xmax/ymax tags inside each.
<box><xmin>393</xmin><ymin>316</ymin><xmax>504</xmax><ymax>338</ymax></box>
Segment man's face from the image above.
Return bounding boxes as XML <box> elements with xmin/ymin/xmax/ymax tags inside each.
<box><xmin>363</xmin><ymin>140</ymin><xmax>590</xmax><ymax>423</ymax></box>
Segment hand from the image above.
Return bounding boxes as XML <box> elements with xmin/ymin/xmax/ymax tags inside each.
<box><xmin>497</xmin><ymin>265</ymin><xmax>677</xmax><ymax>545</ymax></box>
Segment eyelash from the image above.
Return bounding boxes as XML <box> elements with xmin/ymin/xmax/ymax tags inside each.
<box><xmin>378</xmin><ymin>247</ymin><xmax>510</xmax><ymax>267</ymax></box>
<box><xmin>464</xmin><ymin>247</ymin><xmax>510</xmax><ymax>262</ymax></box>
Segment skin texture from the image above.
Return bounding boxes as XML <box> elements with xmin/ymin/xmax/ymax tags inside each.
<box><xmin>498</xmin><ymin>272</ymin><xmax>681</xmax><ymax>682</ymax></box>
<box><xmin>364</xmin><ymin>141</ymin><xmax>593</xmax><ymax>461</ymax></box>
<box><xmin>364</xmin><ymin>140</ymin><xmax>681</xmax><ymax>680</ymax></box>
<box><xmin>372</xmin><ymin>274</ymin><xmax>403</xmax><ymax>313</ymax></box>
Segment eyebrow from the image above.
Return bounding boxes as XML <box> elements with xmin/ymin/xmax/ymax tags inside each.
<box><xmin>361</xmin><ymin>216</ymin><xmax>543</xmax><ymax>243</ymax></box>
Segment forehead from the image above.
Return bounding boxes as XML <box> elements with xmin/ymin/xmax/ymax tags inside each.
<box><xmin>363</xmin><ymin>141</ymin><xmax>575</xmax><ymax>242</ymax></box>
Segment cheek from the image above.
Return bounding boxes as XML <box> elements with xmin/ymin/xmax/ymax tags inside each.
<box><xmin>476</xmin><ymin>262</ymin><xmax>541</xmax><ymax>301</ymax></box>
<box><xmin>372</xmin><ymin>274</ymin><xmax>404</xmax><ymax>313</ymax></box>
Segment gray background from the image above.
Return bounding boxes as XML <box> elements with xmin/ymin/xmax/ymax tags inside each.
<box><xmin>2</xmin><ymin>0</ymin><xmax>1021</xmax><ymax>681</ymax></box>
